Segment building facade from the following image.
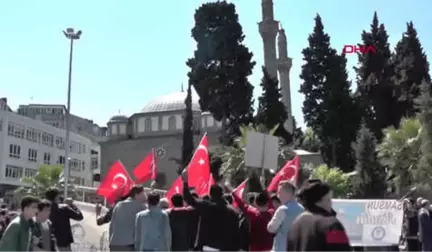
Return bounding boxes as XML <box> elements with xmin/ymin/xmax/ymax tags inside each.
<box><xmin>100</xmin><ymin>92</ymin><xmax>222</xmax><ymax>189</ymax></box>
<box><xmin>0</xmin><ymin>109</ymin><xmax>95</xmax><ymax>194</ymax></box>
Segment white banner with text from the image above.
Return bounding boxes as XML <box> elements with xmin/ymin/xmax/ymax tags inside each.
<box><xmin>333</xmin><ymin>199</ymin><xmax>403</xmax><ymax>247</ymax></box>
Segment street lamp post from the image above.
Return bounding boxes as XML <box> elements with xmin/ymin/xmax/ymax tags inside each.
<box><xmin>63</xmin><ymin>28</ymin><xmax>82</xmax><ymax>198</ymax></box>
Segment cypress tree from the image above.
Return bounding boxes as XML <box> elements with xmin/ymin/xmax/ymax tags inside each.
<box><xmin>393</xmin><ymin>22</ymin><xmax>431</xmax><ymax>118</ymax></box>
<box><xmin>416</xmin><ymin>80</ymin><xmax>432</xmax><ymax>184</ymax></box>
<box><xmin>355</xmin><ymin>12</ymin><xmax>399</xmax><ymax>141</ymax></box>
<box><xmin>352</xmin><ymin>123</ymin><xmax>387</xmax><ymax>198</ymax></box>
<box><xmin>180</xmin><ymin>82</ymin><xmax>194</xmax><ymax>174</ymax></box>
<box><xmin>299</xmin><ymin>14</ymin><xmax>359</xmax><ymax>171</ymax></box>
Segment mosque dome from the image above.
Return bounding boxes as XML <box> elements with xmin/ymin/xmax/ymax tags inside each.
<box><xmin>109</xmin><ymin>115</ymin><xmax>128</xmax><ymax>123</ymax></box>
<box><xmin>140</xmin><ymin>92</ymin><xmax>201</xmax><ymax>113</ymax></box>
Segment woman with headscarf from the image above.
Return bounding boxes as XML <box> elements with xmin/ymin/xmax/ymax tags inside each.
<box><xmin>287</xmin><ymin>179</ymin><xmax>351</xmax><ymax>251</ymax></box>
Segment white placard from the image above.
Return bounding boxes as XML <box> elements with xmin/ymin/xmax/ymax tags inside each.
<box><xmin>333</xmin><ymin>199</ymin><xmax>404</xmax><ymax>247</ymax></box>
<box><xmin>245</xmin><ymin>131</ymin><xmax>278</xmax><ymax>170</ymax></box>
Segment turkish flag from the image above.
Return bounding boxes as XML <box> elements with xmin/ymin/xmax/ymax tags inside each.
<box><xmin>232</xmin><ymin>179</ymin><xmax>247</xmax><ymax>208</ymax></box>
<box><xmin>133</xmin><ymin>149</ymin><xmax>157</xmax><ymax>184</ymax></box>
<box><xmin>187</xmin><ymin>134</ymin><xmax>214</xmax><ymax>196</ymax></box>
<box><xmin>267</xmin><ymin>155</ymin><xmax>300</xmax><ymax>192</ymax></box>
<box><xmin>166</xmin><ymin>176</ymin><xmax>183</xmax><ymax>207</ymax></box>
<box><xmin>97</xmin><ymin>160</ymin><xmax>134</xmax><ymax>201</ymax></box>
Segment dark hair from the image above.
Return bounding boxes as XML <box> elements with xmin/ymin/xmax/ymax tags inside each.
<box><xmin>147</xmin><ymin>192</ymin><xmax>160</xmax><ymax>206</ymax></box>
<box><xmin>247</xmin><ymin>193</ymin><xmax>256</xmax><ymax>204</ymax></box>
<box><xmin>224</xmin><ymin>194</ymin><xmax>233</xmax><ymax>204</ymax></box>
<box><xmin>255</xmin><ymin>192</ymin><xmax>268</xmax><ymax>207</ymax></box>
<box><xmin>209</xmin><ymin>184</ymin><xmax>223</xmax><ymax>199</ymax></box>
<box><xmin>0</xmin><ymin>204</ymin><xmax>7</xmax><ymax>209</ymax></box>
<box><xmin>129</xmin><ymin>185</ymin><xmax>144</xmax><ymax>198</ymax></box>
<box><xmin>37</xmin><ymin>199</ymin><xmax>52</xmax><ymax>211</ymax></box>
<box><xmin>171</xmin><ymin>194</ymin><xmax>183</xmax><ymax>207</ymax></box>
<box><xmin>270</xmin><ymin>194</ymin><xmax>280</xmax><ymax>204</ymax></box>
<box><xmin>191</xmin><ymin>192</ymin><xmax>199</xmax><ymax>198</ymax></box>
<box><xmin>21</xmin><ymin>196</ymin><xmax>40</xmax><ymax>211</ymax></box>
<box><xmin>0</xmin><ymin>210</ymin><xmax>7</xmax><ymax>216</ymax></box>
<box><xmin>45</xmin><ymin>187</ymin><xmax>59</xmax><ymax>201</ymax></box>
<box><xmin>202</xmin><ymin>195</ymin><xmax>211</xmax><ymax>201</ymax></box>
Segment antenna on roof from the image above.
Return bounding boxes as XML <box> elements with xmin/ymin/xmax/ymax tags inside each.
<box><xmin>182</xmin><ymin>83</ymin><xmax>185</xmax><ymax>92</ymax></box>
<box><xmin>118</xmin><ymin>109</ymin><xmax>121</xmax><ymax>115</ymax></box>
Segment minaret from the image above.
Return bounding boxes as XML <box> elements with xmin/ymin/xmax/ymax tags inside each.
<box><xmin>258</xmin><ymin>0</ymin><xmax>279</xmax><ymax>79</ymax></box>
<box><xmin>277</xmin><ymin>28</ymin><xmax>293</xmax><ymax>133</ymax></box>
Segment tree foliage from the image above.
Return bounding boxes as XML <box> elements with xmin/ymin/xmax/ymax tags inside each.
<box><xmin>256</xmin><ymin>67</ymin><xmax>290</xmax><ymax>142</ymax></box>
<box><xmin>416</xmin><ymin>81</ymin><xmax>432</xmax><ymax>186</ymax></box>
<box><xmin>299</xmin><ymin>14</ymin><xmax>359</xmax><ymax>171</ymax></box>
<box><xmin>15</xmin><ymin>165</ymin><xmax>75</xmax><ymax>198</ymax></box>
<box><xmin>352</xmin><ymin>124</ymin><xmax>387</xmax><ymax>198</ymax></box>
<box><xmin>292</xmin><ymin>116</ymin><xmax>305</xmax><ymax>148</ymax></box>
<box><xmin>311</xmin><ymin>164</ymin><xmax>350</xmax><ymax>198</ymax></box>
<box><xmin>355</xmin><ymin>12</ymin><xmax>399</xmax><ymax>141</ymax></box>
<box><xmin>186</xmin><ymin>1</ymin><xmax>255</xmax><ymax>144</ymax></box>
<box><xmin>180</xmin><ymin>82</ymin><xmax>195</xmax><ymax>174</ymax></box>
<box><xmin>392</xmin><ymin>22</ymin><xmax>431</xmax><ymax>118</ymax></box>
<box><xmin>378</xmin><ymin>117</ymin><xmax>421</xmax><ymax>195</ymax></box>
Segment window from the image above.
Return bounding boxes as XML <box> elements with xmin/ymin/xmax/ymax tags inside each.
<box><xmin>9</xmin><ymin>144</ymin><xmax>21</xmax><ymax>159</ymax></box>
<box><xmin>82</xmin><ymin>161</ymin><xmax>86</xmax><ymax>171</ymax></box>
<box><xmin>57</xmin><ymin>156</ymin><xmax>65</xmax><ymax>165</ymax></box>
<box><xmin>145</xmin><ymin>118</ymin><xmax>152</xmax><ymax>132</ymax></box>
<box><xmin>8</xmin><ymin>122</ymin><xmax>25</xmax><ymax>138</ymax></box>
<box><xmin>43</xmin><ymin>153</ymin><xmax>51</xmax><ymax>165</ymax></box>
<box><xmin>5</xmin><ymin>165</ymin><xmax>23</xmax><ymax>179</ymax></box>
<box><xmin>168</xmin><ymin>116</ymin><xmax>176</xmax><ymax>130</ymax></box>
<box><xmin>26</xmin><ymin>128</ymin><xmax>38</xmax><ymax>142</ymax></box>
<box><xmin>24</xmin><ymin>168</ymin><xmax>37</xmax><ymax>178</ymax></box>
<box><xmin>28</xmin><ymin>149</ymin><xmax>37</xmax><ymax>162</ymax></box>
<box><xmin>91</xmin><ymin>157</ymin><xmax>98</xmax><ymax>170</ymax></box>
<box><xmin>83</xmin><ymin>144</ymin><xmax>86</xmax><ymax>153</ymax></box>
<box><xmin>42</xmin><ymin>132</ymin><xmax>54</xmax><ymax>146</ymax></box>
<box><xmin>0</xmin><ymin>119</ymin><xmax>3</xmax><ymax>131</ymax></box>
<box><xmin>56</xmin><ymin>137</ymin><xmax>65</xmax><ymax>149</ymax></box>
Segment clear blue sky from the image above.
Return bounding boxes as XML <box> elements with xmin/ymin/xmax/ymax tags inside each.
<box><xmin>1</xmin><ymin>0</ymin><xmax>430</xmax><ymax>128</ymax></box>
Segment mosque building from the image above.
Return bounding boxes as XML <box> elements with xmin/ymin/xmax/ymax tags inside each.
<box><xmin>99</xmin><ymin>0</ymin><xmax>321</xmax><ymax>189</ymax></box>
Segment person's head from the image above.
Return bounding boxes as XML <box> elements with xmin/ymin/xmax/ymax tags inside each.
<box><xmin>159</xmin><ymin>198</ymin><xmax>169</xmax><ymax>209</ymax></box>
<box><xmin>270</xmin><ymin>194</ymin><xmax>281</xmax><ymax>209</ymax></box>
<box><xmin>209</xmin><ymin>184</ymin><xmax>223</xmax><ymax>200</ymax></box>
<box><xmin>421</xmin><ymin>199</ymin><xmax>430</xmax><ymax>208</ymax></box>
<box><xmin>202</xmin><ymin>195</ymin><xmax>211</xmax><ymax>201</ymax></box>
<box><xmin>21</xmin><ymin>196</ymin><xmax>40</xmax><ymax>219</ymax></box>
<box><xmin>147</xmin><ymin>192</ymin><xmax>160</xmax><ymax>207</ymax></box>
<box><xmin>171</xmin><ymin>194</ymin><xmax>184</xmax><ymax>208</ymax></box>
<box><xmin>224</xmin><ymin>194</ymin><xmax>233</xmax><ymax>204</ymax></box>
<box><xmin>36</xmin><ymin>199</ymin><xmax>51</xmax><ymax>221</ymax></box>
<box><xmin>297</xmin><ymin>179</ymin><xmax>333</xmax><ymax>212</ymax></box>
<box><xmin>129</xmin><ymin>185</ymin><xmax>145</xmax><ymax>202</ymax></box>
<box><xmin>45</xmin><ymin>187</ymin><xmax>60</xmax><ymax>202</ymax></box>
<box><xmin>191</xmin><ymin>192</ymin><xmax>199</xmax><ymax>198</ymax></box>
<box><xmin>277</xmin><ymin>180</ymin><xmax>296</xmax><ymax>203</ymax></box>
<box><xmin>255</xmin><ymin>192</ymin><xmax>269</xmax><ymax>208</ymax></box>
<box><xmin>0</xmin><ymin>204</ymin><xmax>7</xmax><ymax>209</ymax></box>
<box><xmin>417</xmin><ymin>197</ymin><xmax>424</xmax><ymax>207</ymax></box>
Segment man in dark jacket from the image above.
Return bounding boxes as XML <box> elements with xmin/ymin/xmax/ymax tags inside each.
<box><xmin>181</xmin><ymin>171</ymin><xmax>240</xmax><ymax>251</ymax></box>
<box><xmin>46</xmin><ymin>187</ymin><xmax>84</xmax><ymax>251</ymax></box>
<box><xmin>166</xmin><ymin>193</ymin><xmax>198</xmax><ymax>251</ymax></box>
<box><xmin>287</xmin><ymin>179</ymin><xmax>351</xmax><ymax>251</ymax></box>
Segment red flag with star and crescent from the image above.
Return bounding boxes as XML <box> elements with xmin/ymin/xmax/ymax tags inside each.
<box><xmin>133</xmin><ymin>148</ymin><xmax>157</xmax><ymax>184</ymax></box>
<box><xmin>232</xmin><ymin>179</ymin><xmax>248</xmax><ymax>208</ymax></box>
<box><xmin>187</xmin><ymin>133</ymin><xmax>214</xmax><ymax>196</ymax></box>
<box><xmin>97</xmin><ymin>160</ymin><xmax>134</xmax><ymax>203</ymax></box>
<box><xmin>267</xmin><ymin>155</ymin><xmax>300</xmax><ymax>192</ymax></box>
<box><xmin>165</xmin><ymin>176</ymin><xmax>183</xmax><ymax>206</ymax></box>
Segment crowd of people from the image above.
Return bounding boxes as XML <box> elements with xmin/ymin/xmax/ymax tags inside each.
<box><xmin>0</xmin><ymin>188</ymin><xmax>84</xmax><ymax>251</ymax></box>
<box><xmin>402</xmin><ymin>196</ymin><xmax>432</xmax><ymax>251</ymax></box>
<box><xmin>96</xmin><ymin>170</ymin><xmax>352</xmax><ymax>251</ymax></box>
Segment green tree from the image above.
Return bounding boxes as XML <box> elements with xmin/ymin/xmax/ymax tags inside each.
<box><xmin>256</xmin><ymin>67</ymin><xmax>290</xmax><ymax>142</ymax></box>
<box><xmin>355</xmin><ymin>12</ymin><xmax>399</xmax><ymax>141</ymax></box>
<box><xmin>352</xmin><ymin>124</ymin><xmax>387</xmax><ymax>198</ymax></box>
<box><xmin>311</xmin><ymin>164</ymin><xmax>350</xmax><ymax>198</ymax></box>
<box><xmin>292</xmin><ymin>116</ymin><xmax>304</xmax><ymax>148</ymax></box>
<box><xmin>15</xmin><ymin>165</ymin><xmax>75</xmax><ymax>197</ymax></box>
<box><xmin>378</xmin><ymin>117</ymin><xmax>421</xmax><ymax>195</ymax></box>
<box><xmin>179</xmin><ymin>82</ymin><xmax>195</xmax><ymax>174</ymax></box>
<box><xmin>302</xmin><ymin>128</ymin><xmax>320</xmax><ymax>152</ymax></box>
<box><xmin>392</xmin><ymin>22</ymin><xmax>431</xmax><ymax>118</ymax></box>
<box><xmin>186</xmin><ymin>1</ymin><xmax>255</xmax><ymax>145</ymax></box>
<box><xmin>416</xmin><ymin>81</ymin><xmax>432</xmax><ymax>186</ymax></box>
<box><xmin>299</xmin><ymin>14</ymin><xmax>359</xmax><ymax>171</ymax></box>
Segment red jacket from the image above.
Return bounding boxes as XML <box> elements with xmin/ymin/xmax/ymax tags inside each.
<box><xmin>232</xmin><ymin>192</ymin><xmax>274</xmax><ymax>251</ymax></box>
